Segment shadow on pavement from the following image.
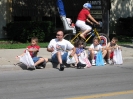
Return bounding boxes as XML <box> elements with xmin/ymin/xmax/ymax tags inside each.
<box><xmin>15</xmin><ymin>62</ymin><xmax>27</xmax><ymax>70</ymax></box>
<box><xmin>15</xmin><ymin>59</ymin><xmax>75</xmax><ymax>71</ymax></box>
<box><xmin>51</xmin><ymin>62</ymin><xmax>72</xmax><ymax>71</ymax></box>
<box><xmin>121</xmin><ymin>44</ymin><xmax>133</xmax><ymax>48</ymax></box>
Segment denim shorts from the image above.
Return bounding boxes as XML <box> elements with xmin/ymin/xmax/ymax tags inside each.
<box><xmin>52</xmin><ymin>52</ymin><xmax>68</xmax><ymax>63</ymax></box>
<box><xmin>32</xmin><ymin>57</ymin><xmax>40</xmax><ymax>63</ymax></box>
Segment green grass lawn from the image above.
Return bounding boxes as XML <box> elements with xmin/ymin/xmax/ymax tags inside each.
<box><xmin>0</xmin><ymin>42</ymin><xmax>49</xmax><ymax>49</ymax></box>
<box><xmin>0</xmin><ymin>36</ymin><xmax>133</xmax><ymax>49</ymax></box>
<box><xmin>0</xmin><ymin>41</ymin><xmax>132</xmax><ymax>49</ymax></box>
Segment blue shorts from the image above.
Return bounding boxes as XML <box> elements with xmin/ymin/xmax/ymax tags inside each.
<box><xmin>52</xmin><ymin>52</ymin><xmax>68</xmax><ymax>63</ymax></box>
<box><xmin>32</xmin><ymin>57</ymin><xmax>40</xmax><ymax>63</ymax></box>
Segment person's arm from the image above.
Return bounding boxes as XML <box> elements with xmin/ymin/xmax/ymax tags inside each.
<box><xmin>47</xmin><ymin>46</ymin><xmax>54</xmax><ymax>52</ymax></box>
<box><xmin>66</xmin><ymin>40</ymin><xmax>76</xmax><ymax>57</ymax></box>
<box><xmin>70</xmin><ymin>47</ymin><xmax>76</xmax><ymax>57</ymax></box>
<box><xmin>88</xmin><ymin>14</ymin><xmax>99</xmax><ymax>25</ymax></box>
<box><xmin>16</xmin><ymin>53</ymin><xmax>25</xmax><ymax>59</ymax></box>
<box><xmin>94</xmin><ymin>49</ymin><xmax>99</xmax><ymax>51</ymax></box>
<box><xmin>118</xmin><ymin>45</ymin><xmax>122</xmax><ymax>50</ymax></box>
<box><xmin>47</xmin><ymin>39</ymin><xmax>55</xmax><ymax>52</ymax></box>
<box><xmin>77</xmin><ymin>53</ymin><xmax>81</xmax><ymax>56</ymax></box>
<box><xmin>15</xmin><ymin>49</ymin><xmax>27</xmax><ymax>59</ymax></box>
<box><xmin>113</xmin><ymin>44</ymin><xmax>122</xmax><ymax>50</ymax></box>
<box><xmin>105</xmin><ymin>42</ymin><xmax>110</xmax><ymax>50</ymax></box>
<box><xmin>99</xmin><ymin>45</ymin><xmax>103</xmax><ymax>51</ymax></box>
<box><xmin>88</xmin><ymin>48</ymin><xmax>93</xmax><ymax>51</ymax></box>
<box><xmin>88</xmin><ymin>44</ymin><xmax>94</xmax><ymax>51</ymax></box>
<box><xmin>28</xmin><ymin>45</ymin><xmax>40</xmax><ymax>53</ymax></box>
<box><xmin>86</xmin><ymin>19</ymin><xmax>93</xmax><ymax>25</ymax></box>
<box><xmin>28</xmin><ymin>48</ymin><xmax>38</xmax><ymax>52</ymax></box>
<box><xmin>113</xmin><ymin>44</ymin><xmax>118</xmax><ymax>49</ymax></box>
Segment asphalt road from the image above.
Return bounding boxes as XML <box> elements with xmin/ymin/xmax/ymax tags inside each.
<box><xmin>0</xmin><ymin>63</ymin><xmax>133</xmax><ymax>99</ymax></box>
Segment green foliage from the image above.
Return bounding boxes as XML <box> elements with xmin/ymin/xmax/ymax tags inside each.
<box><xmin>117</xmin><ymin>17</ymin><xmax>133</xmax><ymax>36</ymax></box>
<box><xmin>116</xmin><ymin>35</ymin><xmax>133</xmax><ymax>43</ymax></box>
<box><xmin>109</xmin><ymin>34</ymin><xmax>133</xmax><ymax>43</ymax></box>
<box><xmin>3</xmin><ymin>21</ymin><xmax>55</xmax><ymax>43</ymax></box>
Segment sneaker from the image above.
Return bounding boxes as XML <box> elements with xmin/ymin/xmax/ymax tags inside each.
<box><xmin>104</xmin><ymin>59</ymin><xmax>107</xmax><ymax>65</ymax></box>
<box><xmin>27</xmin><ymin>67</ymin><xmax>35</xmax><ymax>70</ymax></box>
<box><xmin>48</xmin><ymin>58</ymin><xmax>52</xmax><ymax>62</ymax></box>
<box><xmin>107</xmin><ymin>59</ymin><xmax>112</xmax><ymax>64</ymax></box>
<box><xmin>36</xmin><ymin>66</ymin><xmax>44</xmax><ymax>69</ymax></box>
<box><xmin>77</xmin><ymin>65</ymin><xmax>81</xmax><ymax>69</ymax></box>
<box><xmin>92</xmin><ymin>60</ymin><xmax>95</xmax><ymax>66</ymax></box>
<box><xmin>41</xmin><ymin>61</ymin><xmax>46</xmax><ymax>68</ymax></box>
<box><xmin>60</xmin><ymin>64</ymin><xmax>64</xmax><ymax>71</ymax></box>
<box><xmin>77</xmin><ymin>62</ymin><xmax>86</xmax><ymax>69</ymax></box>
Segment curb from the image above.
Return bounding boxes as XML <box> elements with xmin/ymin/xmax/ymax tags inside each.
<box><xmin>122</xmin><ymin>57</ymin><xmax>133</xmax><ymax>62</ymax></box>
<box><xmin>0</xmin><ymin>57</ymin><xmax>133</xmax><ymax>71</ymax></box>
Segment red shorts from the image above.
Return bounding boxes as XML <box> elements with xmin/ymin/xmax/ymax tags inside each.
<box><xmin>110</xmin><ymin>52</ymin><xmax>114</xmax><ymax>59</ymax></box>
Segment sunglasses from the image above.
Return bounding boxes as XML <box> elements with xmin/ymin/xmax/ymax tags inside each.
<box><xmin>56</xmin><ymin>34</ymin><xmax>62</xmax><ymax>36</ymax></box>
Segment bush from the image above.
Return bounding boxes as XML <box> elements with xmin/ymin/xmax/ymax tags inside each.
<box><xmin>117</xmin><ymin>17</ymin><xmax>133</xmax><ymax>36</ymax></box>
<box><xmin>3</xmin><ymin>21</ymin><xmax>55</xmax><ymax>43</ymax></box>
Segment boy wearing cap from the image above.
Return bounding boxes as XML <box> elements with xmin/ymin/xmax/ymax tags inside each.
<box><xmin>75</xmin><ymin>3</ymin><xmax>100</xmax><ymax>40</ymax></box>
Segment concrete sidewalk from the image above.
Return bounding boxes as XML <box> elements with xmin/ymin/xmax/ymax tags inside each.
<box><xmin>0</xmin><ymin>44</ymin><xmax>133</xmax><ymax>71</ymax></box>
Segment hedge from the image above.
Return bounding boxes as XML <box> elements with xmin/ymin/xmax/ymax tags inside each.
<box><xmin>3</xmin><ymin>21</ymin><xmax>55</xmax><ymax>43</ymax></box>
<box><xmin>118</xmin><ymin>17</ymin><xmax>133</xmax><ymax>36</ymax></box>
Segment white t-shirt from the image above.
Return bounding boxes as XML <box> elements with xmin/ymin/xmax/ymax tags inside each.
<box><xmin>89</xmin><ymin>44</ymin><xmax>102</xmax><ymax>54</ymax></box>
<box><xmin>89</xmin><ymin>44</ymin><xmax>102</xmax><ymax>50</ymax></box>
<box><xmin>48</xmin><ymin>38</ymin><xmax>74</xmax><ymax>56</ymax></box>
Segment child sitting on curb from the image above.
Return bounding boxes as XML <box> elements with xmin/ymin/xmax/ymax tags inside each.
<box><xmin>74</xmin><ymin>40</ymin><xmax>91</xmax><ymax>68</ymax></box>
<box><xmin>106</xmin><ymin>37</ymin><xmax>122</xmax><ymax>64</ymax></box>
<box><xmin>16</xmin><ymin>37</ymin><xmax>48</xmax><ymax>69</ymax></box>
<box><xmin>88</xmin><ymin>38</ymin><xmax>107</xmax><ymax>66</ymax></box>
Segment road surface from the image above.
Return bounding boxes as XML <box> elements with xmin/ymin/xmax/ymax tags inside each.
<box><xmin>0</xmin><ymin>62</ymin><xmax>133</xmax><ymax>99</ymax></box>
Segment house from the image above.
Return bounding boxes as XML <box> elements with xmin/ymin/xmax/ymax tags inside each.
<box><xmin>0</xmin><ymin>0</ymin><xmax>133</xmax><ymax>38</ymax></box>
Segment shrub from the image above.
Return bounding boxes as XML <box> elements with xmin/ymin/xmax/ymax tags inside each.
<box><xmin>3</xmin><ymin>21</ymin><xmax>55</xmax><ymax>43</ymax></box>
<box><xmin>117</xmin><ymin>17</ymin><xmax>133</xmax><ymax>36</ymax></box>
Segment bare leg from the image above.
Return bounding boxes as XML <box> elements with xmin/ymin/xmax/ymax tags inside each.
<box><xmin>90</xmin><ymin>50</ymin><xmax>95</xmax><ymax>60</ymax></box>
<box><xmin>106</xmin><ymin>49</ymin><xmax>112</xmax><ymax>64</ymax></box>
<box><xmin>56</xmin><ymin>51</ymin><xmax>62</xmax><ymax>64</ymax></box>
<box><xmin>80</xmin><ymin>29</ymin><xmax>91</xmax><ymax>40</ymax></box>
<box><xmin>74</xmin><ymin>54</ymin><xmax>79</xmax><ymax>66</ymax></box>
<box><xmin>107</xmin><ymin>49</ymin><xmax>111</xmax><ymax>59</ymax></box>
<box><xmin>102</xmin><ymin>50</ymin><xmax>107</xmax><ymax>58</ymax></box>
<box><xmin>90</xmin><ymin>50</ymin><xmax>95</xmax><ymax>65</ymax></box>
<box><xmin>44</xmin><ymin>58</ymin><xmax>48</xmax><ymax>62</ymax></box>
<box><xmin>34</xmin><ymin>58</ymin><xmax>45</xmax><ymax>66</ymax></box>
<box><xmin>56</xmin><ymin>51</ymin><xmax>65</xmax><ymax>71</ymax></box>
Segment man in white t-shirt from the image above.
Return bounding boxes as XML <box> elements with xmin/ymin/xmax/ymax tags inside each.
<box><xmin>47</xmin><ymin>30</ymin><xmax>78</xmax><ymax>71</ymax></box>
<box><xmin>88</xmin><ymin>38</ymin><xmax>107</xmax><ymax>66</ymax></box>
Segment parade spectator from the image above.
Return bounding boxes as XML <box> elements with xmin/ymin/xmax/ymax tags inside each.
<box><xmin>88</xmin><ymin>38</ymin><xmax>107</xmax><ymax>66</ymax></box>
<box><xmin>106</xmin><ymin>37</ymin><xmax>122</xmax><ymax>64</ymax></box>
<box><xmin>47</xmin><ymin>30</ymin><xmax>84</xmax><ymax>70</ymax></box>
<box><xmin>16</xmin><ymin>37</ymin><xmax>48</xmax><ymax>69</ymax></box>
